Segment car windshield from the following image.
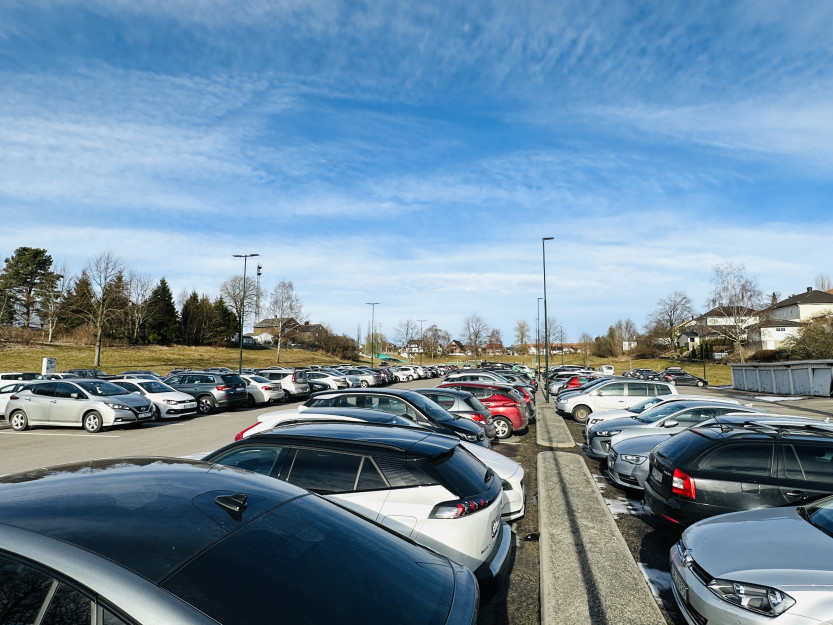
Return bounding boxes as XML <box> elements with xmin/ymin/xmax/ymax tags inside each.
<box><xmin>637</xmin><ymin>401</ymin><xmax>699</xmax><ymax>423</ymax></box>
<box><xmin>138</xmin><ymin>381</ymin><xmax>177</xmax><ymax>394</ymax></box>
<box><xmin>803</xmin><ymin>497</ymin><xmax>833</xmax><ymax>535</ymax></box>
<box><xmin>404</xmin><ymin>392</ymin><xmax>456</xmax><ymax>423</ymax></box>
<box><xmin>76</xmin><ymin>380</ymin><xmax>130</xmax><ymax>396</ymax></box>
<box><xmin>628</xmin><ymin>397</ymin><xmax>666</xmax><ymax>414</ymax></box>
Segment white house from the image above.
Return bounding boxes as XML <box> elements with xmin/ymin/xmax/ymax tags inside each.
<box><xmin>770</xmin><ymin>288</ymin><xmax>833</xmax><ymax>323</ymax></box>
<box><xmin>746</xmin><ymin>320</ymin><xmax>803</xmax><ymax>351</ymax></box>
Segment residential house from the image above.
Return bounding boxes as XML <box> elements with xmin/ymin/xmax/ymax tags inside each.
<box><xmin>746</xmin><ymin>320</ymin><xmax>803</xmax><ymax>351</ymax></box>
<box><xmin>769</xmin><ymin>288</ymin><xmax>833</xmax><ymax>323</ymax></box>
<box><xmin>447</xmin><ymin>340</ymin><xmax>467</xmax><ymax>355</ymax></box>
<box><xmin>405</xmin><ymin>339</ymin><xmax>423</xmax><ymax>355</ymax></box>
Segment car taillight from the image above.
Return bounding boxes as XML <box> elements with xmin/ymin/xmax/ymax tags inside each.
<box><xmin>234</xmin><ymin>422</ymin><xmax>261</xmax><ymax>441</ymax></box>
<box><xmin>466</xmin><ymin>413</ymin><xmax>486</xmax><ymax>423</ymax></box>
<box><xmin>216</xmin><ymin>385</ymin><xmax>230</xmax><ymax>391</ymax></box>
<box><xmin>262</xmin><ymin>385</ymin><xmax>273</xmax><ymax>390</ymax></box>
<box><xmin>672</xmin><ymin>468</ymin><xmax>696</xmax><ymax>499</ymax></box>
<box><xmin>430</xmin><ymin>496</ymin><xmax>489</xmax><ymax>519</ymax></box>
<box><xmin>291</xmin><ymin>372</ymin><xmax>297</xmax><ymax>382</ymax></box>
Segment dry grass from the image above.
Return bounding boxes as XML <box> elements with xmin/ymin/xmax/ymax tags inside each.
<box><xmin>0</xmin><ymin>343</ymin><xmax>348</xmax><ymax>375</ymax></box>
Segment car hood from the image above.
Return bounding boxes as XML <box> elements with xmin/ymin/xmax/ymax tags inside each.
<box><xmin>588</xmin><ymin>416</ymin><xmax>642</xmax><ymax>434</ymax></box>
<box><xmin>610</xmin><ymin>433</ymin><xmax>673</xmax><ymax>455</ymax></box>
<box><xmin>147</xmin><ymin>390</ymin><xmax>195</xmax><ymax>402</ymax></box>
<box><xmin>112</xmin><ymin>393</ymin><xmax>153</xmax><ymax>408</ymax></box>
<box><xmin>683</xmin><ymin>507</ymin><xmax>833</xmax><ymax>587</ymax></box>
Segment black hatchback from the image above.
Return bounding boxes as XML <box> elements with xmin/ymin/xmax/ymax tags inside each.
<box><xmin>644</xmin><ymin>414</ymin><xmax>833</xmax><ymax>526</ymax></box>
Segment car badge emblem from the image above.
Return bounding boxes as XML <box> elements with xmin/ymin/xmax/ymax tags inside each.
<box><xmin>491</xmin><ymin>519</ymin><xmax>499</xmax><ymax>537</ymax></box>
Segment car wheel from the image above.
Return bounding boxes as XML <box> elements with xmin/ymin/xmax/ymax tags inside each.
<box><xmin>152</xmin><ymin>405</ymin><xmax>161</xmax><ymax>421</ymax></box>
<box><xmin>9</xmin><ymin>410</ymin><xmax>28</xmax><ymax>431</ymax></box>
<box><xmin>247</xmin><ymin>393</ymin><xmax>257</xmax><ymax>408</ymax></box>
<box><xmin>83</xmin><ymin>411</ymin><xmax>103</xmax><ymax>433</ymax></box>
<box><xmin>696</xmin><ymin>381</ymin><xmax>704</xmax><ymax>387</ymax></box>
<box><xmin>493</xmin><ymin>416</ymin><xmax>513</xmax><ymax>439</ymax></box>
<box><xmin>407</xmin><ymin>375</ymin><xmax>414</xmax><ymax>381</ymax></box>
<box><xmin>360</xmin><ymin>380</ymin><xmax>369</xmax><ymax>387</ymax></box>
<box><xmin>669</xmin><ymin>379</ymin><xmax>676</xmax><ymax>386</ymax></box>
<box><xmin>197</xmin><ymin>395</ymin><xmax>215</xmax><ymax>414</ymax></box>
<box><xmin>572</xmin><ymin>405</ymin><xmax>591</xmax><ymax>423</ymax></box>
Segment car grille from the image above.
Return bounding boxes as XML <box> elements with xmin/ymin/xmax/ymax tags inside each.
<box><xmin>616</xmin><ymin>473</ymin><xmax>640</xmax><ymax>486</ymax></box>
<box><xmin>134</xmin><ymin>405</ymin><xmax>151</xmax><ymax>413</ymax></box>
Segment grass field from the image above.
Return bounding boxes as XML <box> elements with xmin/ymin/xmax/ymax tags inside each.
<box><xmin>0</xmin><ymin>343</ymin><xmax>735</xmax><ymax>385</ymax></box>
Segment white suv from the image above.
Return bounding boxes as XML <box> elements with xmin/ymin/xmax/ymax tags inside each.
<box><xmin>256</xmin><ymin>368</ymin><xmax>311</xmax><ymax>399</ymax></box>
<box><xmin>556</xmin><ymin>379</ymin><xmax>677</xmax><ymax>423</ymax></box>
<box><xmin>204</xmin><ymin>422</ymin><xmax>513</xmax><ymax>586</ymax></box>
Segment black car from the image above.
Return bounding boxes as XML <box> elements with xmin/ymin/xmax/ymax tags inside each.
<box><xmin>644</xmin><ymin>414</ymin><xmax>833</xmax><ymax>526</ymax></box>
<box><xmin>0</xmin><ymin>457</ymin><xmax>479</xmax><ymax>625</ymax></box>
<box><xmin>661</xmin><ymin>370</ymin><xmax>708</xmax><ymax>387</ymax></box>
<box><xmin>302</xmin><ymin>388</ymin><xmax>491</xmax><ymax>447</ymax></box>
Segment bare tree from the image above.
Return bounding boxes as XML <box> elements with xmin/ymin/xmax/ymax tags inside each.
<box><xmin>265</xmin><ymin>280</ymin><xmax>305</xmax><ymax>363</ymax></box>
<box><xmin>125</xmin><ymin>271</ymin><xmax>154</xmax><ymax>343</ymax></box>
<box><xmin>514</xmin><ymin>320</ymin><xmax>530</xmax><ymax>354</ymax></box>
<box><xmin>220</xmin><ymin>274</ymin><xmax>259</xmax><ymax>343</ymax></box>
<box><xmin>609</xmin><ymin>318</ymin><xmax>638</xmax><ymax>357</ymax></box>
<box><xmin>35</xmin><ymin>262</ymin><xmax>72</xmax><ymax>343</ymax></box>
<box><xmin>578</xmin><ymin>332</ymin><xmax>594</xmax><ymax>367</ymax></box>
<box><xmin>708</xmin><ymin>262</ymin><xmax>763</xmax><ymax>362</ymax></box>
<box><xmin>647</xmin><ymin>291</ymin><xmax>694</xmax><ymax>349</ymax></box>
<box><xmin>393</xmin><ymin>319</ymin><xmax>420</xmax><ymax>361</ymax></box>
<box><xmin>815</xmin><ymin>273</ymin><xmax>832</xmax><ymax>291</ymax></box>
<box><xmin>77</xmin><ymin>252</ymin><xmax>126</xmax><ymax>366</ymax></box>
<box><xmin>461</xmin><ymin>314</ymin><xmax>489</xmax><ymax>358</ymax></box>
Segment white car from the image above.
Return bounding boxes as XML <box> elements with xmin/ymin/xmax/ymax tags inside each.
<box><xmin>110</xmin><ymin>378</ymin><xmax>198</xmax><ymax>419</ymax></box>
<box><xmin>556</xmin><ymin>378</ymin><xmax>677</xmax><ymax>423</ymax></box>
<box><xmin>0</xmin><ymin>382</ymin><xmax>27</xmax><ymax>417</ymax></box>
<box><xmin>235</xmin><ymin>407</ymin><xmax>525</xmax><ymax>521</ymax></box>
<box><xmin>393</xmin><ymin>366</ymin><xmax>419</xmax><ymax>381</ymax></box>
<box><xmin>584</xmin><ymin>394</ymin><xmax>742</xmax><ymax>435</ymax></box>
<box><xmin>204</xmin><ymin>421</ymin><xmax>513</xmax><ymax>586</ymax></box>
<box><xmin>305</xmin><ymin>370</ymin><xmax>351</xmax><ymax>389</ymax></box>
<box><xmin>239</xmin><ymin>375</ymin><xmax>287</xmax><ymax>406</ymax></box>
<box><xmin>256</xmin><ymin>368</ymin><xmax>311</xmax><ymax>399</ymax></box>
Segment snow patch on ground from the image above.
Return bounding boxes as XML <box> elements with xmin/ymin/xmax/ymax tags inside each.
<box><xmin>750</xmin><ymin>395</ymin><xmax>806</xmax><ymax>402</ymax></box>
<box><xmin>639</xmin><ymin>563</ymin><xmax>672</xmax><ymax>600</ymax></box>
<box><xmin>594</xmin><ymin>473</ymin><xmax>645</xmax><ymax>519</ymax></box>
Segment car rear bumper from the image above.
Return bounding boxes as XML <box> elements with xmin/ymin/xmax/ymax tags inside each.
<box><xmin>472</xmin><ymin>521</ymin><xmax>513</xmax><ymax>586</ymax></box>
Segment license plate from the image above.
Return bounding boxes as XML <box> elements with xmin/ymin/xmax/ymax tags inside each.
<box><xmin>671</xmin><ymin>563</ymin><xmax>688</xmax><ymax>604</ymax></box>
<box><xmin>649</xmin><ymin>466</ymin><xmax>662</xmax><ymax>484</ymax></box>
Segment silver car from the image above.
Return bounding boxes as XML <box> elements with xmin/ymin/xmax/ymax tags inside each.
<box><xmin>6</xmin><ymin>379</ymin><xmax>154</xmax><ymax>433</ymax></box>
<box><xmin>607</xmin><ymin>433</ymin><xmax>673</xmax><ymax>491</ymax></box>
<box><xmin>305</xmin><ymin>370</ymin><xmax>351</xmax><ymax>390</ymax></box>
<box><xmin>670</xmin><ymin>496</ymin><xmax>833</xmax><ymax>624</ymax></box>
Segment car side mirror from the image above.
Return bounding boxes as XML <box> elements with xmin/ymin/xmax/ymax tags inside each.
<box><xmin>71</xmin><ymin>393</ymin><xmax>82</xmax><ymax>399</ymax></box>
<box><xmin>663</xmin><ymin>420</ymin><xmax>679</xmax><ymax>428</ymax></box>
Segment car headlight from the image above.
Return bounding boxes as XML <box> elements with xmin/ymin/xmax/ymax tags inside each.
<box><xmin>464</xmin><ymin>433</ymin><xmax>478</xmax><ymax>442</ymax></box>
<box><xmin>501</xmin><ymin>479</ymin><xmax>513</xmax><ymax>491</ymax></box>
<box><xmin>103</xmin><ymin>402</ymin><xmax>131</xmax><ymax>411</ymax></box>
<box><xmin>598</xmin><ymin>430</ymin><xmax>621</xmax><ymax>437</ymax></box>
<box><xmin>620</xmin><ymin>454</ymin><xmax>646</xmax><ymax>465</ymax></box>
<box><xmin>163</xmin><ymin>399</ymin><xmax>178</xmax><ymax>405</ymax></box>
<box><xmin>707</xmin><ymin>579</ymin><xmax>795</xmax><ymax>617</ymax></box>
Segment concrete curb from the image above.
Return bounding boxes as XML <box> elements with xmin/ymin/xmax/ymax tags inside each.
<box><xmin>538</xmin><ymin>451</ymin><xmax>667</xmax><ymax>625</ymax></box>
<box><xmin>535</xmin><ymin>399</ymin><xmax>575</xmax><ymax>449</ymax></box>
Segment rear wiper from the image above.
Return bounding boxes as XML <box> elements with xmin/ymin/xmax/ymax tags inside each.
<box><xmin>796</xmin><ymin>506</ymin><xmax>809</xmax><ymax>522</ymax></box>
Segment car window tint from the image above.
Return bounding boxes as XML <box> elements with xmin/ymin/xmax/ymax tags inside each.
<box><xmin>374</xmin><ymin>456</ymin><xmax>437</xmax><ymax>487</ymax></box>
<box><xmin>53</xmin><ymin>382</ymin><xmax>79</xmax><ymax>398</ymax></box>
<box><xmin>211</xmin><ymin>446</ymin><xmax>283</xmax><ymax>476</ymax></box>
<box><xmin>626</xmin><ymin>383</ymin><xmax>650</xmax><ymax>397</ymax></box>
<box><xmin>784</xmin><ymin>444</ymin><xmax>833</xmax><ymax>481</ymax></box>
<box><xmin>428</xmin><ymin>447</ymin><xmax>491</xmax><ymax>498</ymax></box>
<box><xmin>467</xmin><ymin>397</ymin><xmax>489</xmax><ymax>412</ymax></box>
<box><xmin>0</xmin><ymin>553</ymin><xmax>92</xmax><ymax>625</ymax></box>
<box><xmin>429</xmin><ymin>394</ymin><xmax>456</xmax><ymax>409</ymax></box>
<box><xmin>31</xmin><ymin>382</ymin><xmax>56</xmax><ymax>397</ymax></box>
<box><xmin>286</xmin><ymin>448</ymin><xmax>362</xmax><ymax>493</ymax></box>
<box><xmin>700</xmin><ymin>443</ymin><xmax>773</xmax><ymax>476</ymax></box>
<box><xmin>356</xmin><ymin>458</ymin><xmax>388</xmax><ymax>491</ymax></box>
<box><xmin>166</xmin><ymin>376</ymin><xmax>182</xmax><ymax>384</ymax></box>
<box><xmin>114</xmin><ymin>382</ymin><xmax>140</xmax><ymax>393</ymax></box>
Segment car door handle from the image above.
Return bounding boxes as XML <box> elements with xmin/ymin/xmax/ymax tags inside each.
<box><xmin>786</xmin><ymin>491</ymin><xmax>806</xmax><ymax>498</ymax></box>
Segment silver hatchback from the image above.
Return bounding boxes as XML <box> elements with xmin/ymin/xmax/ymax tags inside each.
<box><xmin>6</xmin><ymin>379</ymin><xmax>154</xmax><ymax>433</ymax></box>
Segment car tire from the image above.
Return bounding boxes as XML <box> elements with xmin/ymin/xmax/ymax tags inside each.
<box><xmin>83</xmin><ymin>411</ymin><xmax>103</xmax><ymax>433</ymax></box>
<box><xmin>696</xmin><ymin>381</ymin><xmax>704</xmax><ymax>387</ymax></box>
<box><xmin>9</xmin><ymin>410</ymin><xmax>28</xmax><ymax>432</ymax></box>
<box><xmin>360</xmin><ymin>380</ymin><xmax>369</xmax><ymax>388</ymax></box>
<box><xmin>197</xmin><ymin>395</ymin><xmax>215</xmax><ymax>414</ymax></box>
<box><xmin>247</xmin><ymin>393</ymin><xmax>257</xmax><ymax>408</ymax></box>
<box><xmin>572</xmin><ymin>405</ymin><xmax>591</xmax><ymax>423</ymax></box>
<box><xmin>152</xmin><ymin>405</ymin><xmax>161</xmax><ymax>421</ymax></box>
<box><xmin>493</xmin><ymin>416</ymin><xmax>514</xmax><ymax>439</ymax></box>
<box><xmin>407</xmin><ymin>375</ymin><xmax>414</xmax><ymax>381</ymax></box>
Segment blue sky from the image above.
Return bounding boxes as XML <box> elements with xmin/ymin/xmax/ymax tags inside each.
<box><xmin>2</xmin><ymin>1</ymin><xmax>832</xmax><ymax>344</ymax></box>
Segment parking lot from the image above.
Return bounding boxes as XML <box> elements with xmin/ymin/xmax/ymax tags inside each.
<box><xmin>2</xmin><ymin>379</ymin><xmax>832</xmax><ymax>624</ymax></box>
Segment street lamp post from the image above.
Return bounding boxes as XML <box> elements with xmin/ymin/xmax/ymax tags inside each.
<box><xmin>366</xmin><ymin>302</ymin><xmax>380</xmax><ymax>367</ymax></box>
<box><xmin>418</xmin><ymin>319</ymin><xmax>426</xmax><ymax>365</ymax></box>
<box><xmin>542</xmin><ymin>237</ymin><xmax>554</xmax><ymax>401</ymax></box>
<box><xmin>233</xmin><ymin>253</ymin><xmax>259</xmax><ymax>374</ymax></box>
<box><xmin>537</xmin><ymin>297</ymin><xmax>543</xmax><ymax>379</ymax></box>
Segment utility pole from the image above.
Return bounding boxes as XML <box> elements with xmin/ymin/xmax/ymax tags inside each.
<box><xmin>542</xmin><ymin>237</ymin><xmax>553</xmax><ymax>401</ymax></box>
<box><xmin>418</xmin><ymin>319</ymin><xmax>426</xmax><ymax>365</ymax></box>
<box><xmin>366</xmin><ymin>302</ymin><xmax>380</xmax><ymax>367</ymax></box>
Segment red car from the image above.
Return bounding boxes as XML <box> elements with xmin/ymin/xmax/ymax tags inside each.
<box><xmin>438</xmin><ymin>382</ymin><xmax>529</xmax><ymax>439</ymax></box>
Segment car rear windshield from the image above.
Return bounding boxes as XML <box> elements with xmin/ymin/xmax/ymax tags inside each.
<box><xmin>162</xmin><ymin>494</ymin><xmax>456</xmax><ymax>625</ymax></box>
<box><xmin>467</xmin><ymin>397</ymin><xmax>489</xmax><ymax>413</ymax></box>
<box><xmin>426</xmin><ymin>446</ymin><xmax>494</xmax><ymax>498</ymax></box>
<box><xmin>406</xmin><ymin>392</ymin><xmax>456</xmax><ymax>423</ymax></box>
<box><xmin>652</xmin><ymin>429</ymin><xmax>712</xmax><ymax>464</ymax></box>
<box><xmin>220</xmin><ymin>374</ymin><xmax>246</xmax><ymax>385</ymax></box>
